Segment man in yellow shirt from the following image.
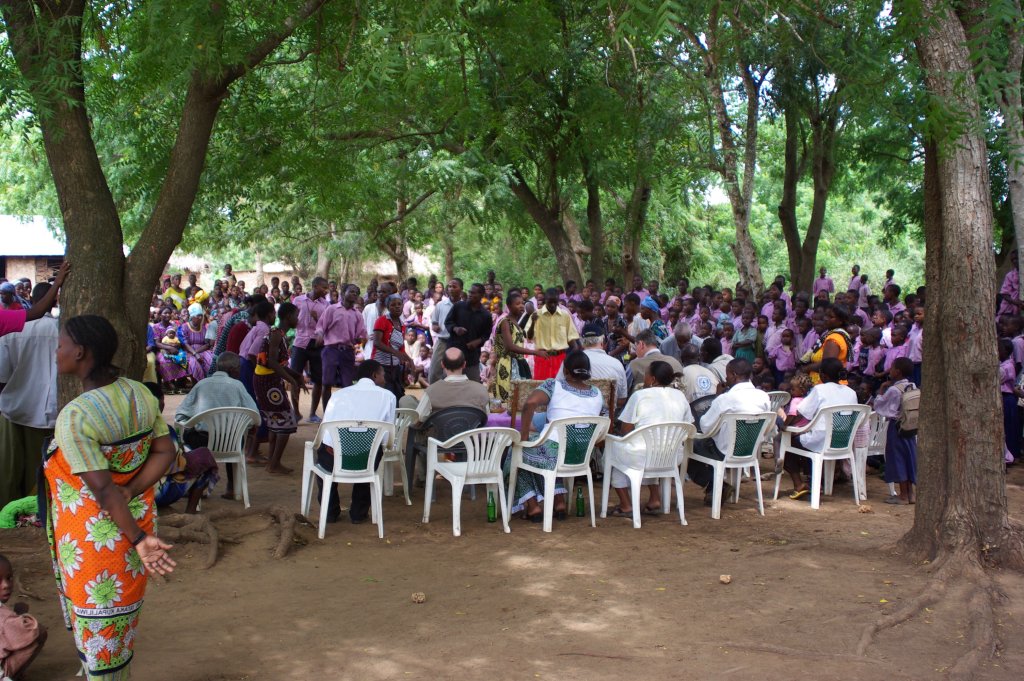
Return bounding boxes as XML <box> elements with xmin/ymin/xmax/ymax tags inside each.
<box><xmin>526</xmin><ymin>287</ymin><xmax>581</xmax><ymax>379</ymax></box>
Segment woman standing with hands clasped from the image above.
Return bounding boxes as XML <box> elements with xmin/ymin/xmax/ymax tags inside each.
<box><xmin>44</xmin><ymin>315</ymin><xmax>177</xmax><ymax>680</ymax></box>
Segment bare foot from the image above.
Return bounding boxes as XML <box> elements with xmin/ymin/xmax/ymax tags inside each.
<box><xmin>246</xmin><ymin>456</ymin><xmax>270</xmax><ymax>466</ymax></box>
<box><xmin>266</xmin><ymin>465</ymin><xmax>293</xmax><ymax>475</ymax></box>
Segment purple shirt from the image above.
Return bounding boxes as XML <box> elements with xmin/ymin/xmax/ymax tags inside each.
<box><xmin>907</xmin><ymin>323</ymin><xmax>924</xmax><ymax>363</ymax></box>
<box><xmin>800</xmin><ymin>330</ymin><xmax>818</xmax><ymax>356</ymax></box>
<box><xmin>883</xmin><ymin>343</ymin><xmax>909</xmax><ymax>373</ymax></box>
<box><xmin>769</xmin><ymin>344</ymin><xmax>797</xmax><ymax>372</ymax></box>
<box><xmin>1001</xmin><ymin>358</ymin><xmax>1016</xmax><ymax>393</ymax></box>
<box><xmin>293</xmin><ymin>293</ymin><xmax>328</xmax><ymax>349</ymax></box>
<box><xmin>813</xmin><ymin>277</ymin><xmax>834</xmax><ymax>298</ymax></box>
<box><xmin>999</xmin><ymin>269</ymin><xmax>1020</xmax><ymax>317</ymax></box>
<box><xmin>848</xmin><ymin>275</ymin><xmax>861</xmax><ymax>292</ymax></box>
<box><xmin>0</xmin><ymin>308</ymin><xmax>26</xmax><ymax>337</ymax></box>
<box><xmin>316</xmin><ymin>303</ymin><xmax>367</xmax><ymax>347</ymax></box>
<box><xmin>239</xmin><ymin>320</ymin><xmax>271</xmax><ymax>360</ymax></box>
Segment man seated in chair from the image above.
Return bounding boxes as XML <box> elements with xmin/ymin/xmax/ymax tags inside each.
<box><xmin>319</xmin><ymin>359</ymin><xmax>396</xmax><ymax>523</ymax></box>
<box><xmin>173</xmin><ymin>351</ymin><xmax>257</xmax><ymax>501</ymax></box>
<box><xmin>780</xmin><ymin>357</ymin><xmax>857</xmax><ymax>500</ymax></box>
<box><xmin>608</xmin><ymin>361</ymin><xmax>693</xmax><ymax>518</ymax></box>
<box><xmin>414</xmin><ymin>347</ymin><xmax>490</xmax><ymax>419</ymax></box>
<box><xmin>686</xmin><ymin>358</ymin><xmax>770</xmax><ymax>507</ymax></box>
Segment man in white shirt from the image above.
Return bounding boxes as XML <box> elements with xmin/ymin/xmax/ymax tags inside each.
<box><xmin>362</xmin><ymin>281</ymin><xmax>394</xmax><ymax>341</ymax></box>
<box><xmin>781</xmin><ymin>358</ymin><xmax>858</xmax><ymax>499</ymax></box>
<box><xmin>687</xmin><ymin>358</ymin><xmax>771</xmax><ymax>506</ymax></box>
<box><xmin>428</xmin><ymin>278</ymin><xmax>463</xmax><ymax>384</ymax></box>
<box><xmin>556</xmin><ymin>324</ymin><xmax>628</xmax><ymax>411</ymax></box>
<box><xmin>608</xmin><ymin>361</ymin><xmax>694</xmax><ymax>517</ymax></box>
<box><xmin>0</xmin><ymin>283</ymin><xmax>59</xmax><ymax>508</ymax></box>
<box><xmin>317</xmin><ymin>359</ymin><xmax>396</xmax><ymax>523</ymax></box>
<box><xmin>678</xmin><ymin>344</ymin><xmax>719</xmax><ymax>403</ymax></box>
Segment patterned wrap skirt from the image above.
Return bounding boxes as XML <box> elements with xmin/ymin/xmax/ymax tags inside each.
<box><xmin>44</xmin><ymin>431</ymin><xmax>156</xmax><ymax>680</ymax></box>
<box><xmin>252</xmin><ymin>372</ymin><xmax>297</xmax><ymax>434</ymax></box>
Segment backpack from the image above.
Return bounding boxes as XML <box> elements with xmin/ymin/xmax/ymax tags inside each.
<box><xmin>897</xmin><ymin>382</ymin><xmax>920</xmax><ymax>438</ymax></box>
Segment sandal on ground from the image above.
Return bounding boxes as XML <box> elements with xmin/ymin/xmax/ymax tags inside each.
<box><xmin>526</xmin><ymin>512</ymin><xmax>543</xmax><ymax>523</ymax></box>
<box><xmin>884</xmin><ymin>495</ymin><xmax>905</xmax><ymax>505</ymax></box>
<box><xmin>788</xmin><ymin>488</ymin><xmax>810</xmax><ymax>501</ymax></box>
<box><xmin>641</xmin><ymin>506</ymin><xmax>661</xmax><ymax>516</ymax></box>
<box><xmin>608</xmin><ymin>506</ymin><xmax>632</xmax><ymax>518</ymax></box>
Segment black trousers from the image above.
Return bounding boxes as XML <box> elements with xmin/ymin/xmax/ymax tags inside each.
<box><xmin>316</xmin><ymin>443</ymin><xmax>384</xmax><ymax>521</ymax></box>
<box><xmin>687</xmin><ymin>438</ymin><xmax>725</xmax><ymax>490</ymax></box>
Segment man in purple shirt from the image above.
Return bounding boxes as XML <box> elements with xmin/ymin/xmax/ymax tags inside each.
<box><xmin>848</xmin><ymin>264</ymin><xmax>861</xmax><ymax>293</ymax></box>
<box><xmin>316</xmin><ymin>284</ymin><xmax>368</xmax><ymax>398</ymax></box>
<box><xmin>290</xmin><ymin>276</ymin><xmax>330</xmax><ymax>423</ymax></box>
<box><xmin>812</xmin><ymin>267</ymin><xmax>834</xmax><ymax>301</ymax></box>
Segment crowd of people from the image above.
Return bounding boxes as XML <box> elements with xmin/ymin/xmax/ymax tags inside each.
<box><xmin>10</xmin><ymin>253</ymin><xmax>1022</xmax><ymax>681</ymax></box>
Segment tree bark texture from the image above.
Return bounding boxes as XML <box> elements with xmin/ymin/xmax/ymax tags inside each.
<box><xmin>678</xmin><ymin>10</ymin><xmax>765</xmax><ymax>293</ymax></box>
<box><xmin>583</xmin><ymin>159</ymin><xmax>604</xmax><ymax>287</ymax></box>
<box><xmin>904</xmin><ymin>2</ymin><xmax>1024</xmax><ymax>568</ymax></box>
<box><xmin>777</xmin><ymin>104</ymin><xmax>839</xmax><ymax>294</ymax></box>
<box><xmin>508</xmin><ymin>170</ymin><xmax>585</xmax><ymax>284</ymax></box>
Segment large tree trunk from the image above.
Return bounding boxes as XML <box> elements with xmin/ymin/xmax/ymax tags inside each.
<box><xmin>381</xmin><ymin>235</ymin><xmax>410</xmax><ymax>283</ymax></box>
<box><xmin>442</xmin><ymin>223</ymin><xmax>455</xmax><ymax>281</ymax></box>
<box><xmin>254</xmin><ymin>251</ymin><xmax>265</xmax><ymax>288</ymax></box>
<box><xmin>582</xmin><ymin>156</ymin><xmax>604</xmax><ymax>286</ymax></box>
<box><xmin>778</xmin><ymin>106</ymin><xmax>838</xmax><ymax>294</ymax></box>
<box><xmin>508</xmin><ymin>170</ymin><xmax>585</xmax><ymax>283</ymax></box>
<box><xmin>903</xmin><ymin>4</ymin><xmax>1024</xmax><ymax>569</ymax></box>
<box><xmin>621</xmin><ymin>180</ymin><xmax>651</xmax><ymax>286</ymax></box>
<box><xmin>315</xmin><ymin>243</ymin><xmax>332</xmax><ymax>279</ymax></box>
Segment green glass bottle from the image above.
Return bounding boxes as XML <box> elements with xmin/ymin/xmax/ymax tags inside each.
<box><xmin>487</xmin><ymin>491</ymin><xmax>497</xmax><ymax>523</ymax></box>
<box><xmin>575</xmin><ymin>486</ymin><xmax>585</xmax><ymax>517</ymax></box>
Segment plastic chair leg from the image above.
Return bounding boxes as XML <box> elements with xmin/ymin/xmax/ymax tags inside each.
<box><xmin>711</xmin><ymin>465</ymin><xmax>725</xmax><ymax>520</ymax></box>
<box><xmin>772</xmin><ymin>449</ymin><xmax>786</xmax><ymax>500</ymax></box>
<box><xmin>673</xmin><ymin>473</ymin><xmax>687</xmax><ymax>526</ymax></box>
<box><xmin>754</xmin><ymin>464</ymin><xmax>765</xmax><ymax>516</ymax></box>
<box><xmin>399</xmin><ymin>457</ymin><xmax>412</xmax><ymax>506</ymax></box>
<box><xmin>542</xmin><ymin>474</ymin><xmax>556</xmax><ymax>533</ymax></box>
<box><xmin>239</xmin><ymin>460</ymin><xmax>250</xmax><ymax>509</ymax></box>
<box><xmin>450</xmin><ymin>478</ymin><xmax>464</xmax><ymax>537</ymax></box>
<box><xmin>317</xmin><ymin>475</ymin><xmax>331</xmax><ymax>540</ymax></box>
<box><xmin>823</xmin><ymin>460</ymin><xmax>836</xmax><ymax>496</ymax></box>
<box><xmin>421</xmin><ymin>465</ymin><xmax>435</xmax><ymax>524</ymax></box>
<box><xmin>628</xmin><ymin>470</ymin><xmax>643</xmax><ymax>529</ymax></box>
<box><xmin>300</xmin><ymin>461</ymin><xmax>311</xmax><ymax>515</ymax></box>
<box><xmin>372</xmin><ymin>478</ymin><xmax>384</xmax><ymax>539</ymax></box>
<box><xmin>810</xmin><ymin>457</ymin><xmax>823</xmax><ymax>509</ymax></box>
<box><xmin>848</xmin><ymin>456</ymin><xmax>861</xmax><ymax>506</ymax></box>
<box><xmin>586</xmin><ymin>471</ymin><xmax>596</xmax><ymax>529</ymax></box>
<box><xmin>600</xmin><ymin>459</ymin><xmax>612</xmax><ymax>518</ymax></box>
<box><xmin>496</xmin><ymin>480</ymin><xmax>511</xmax><ymax>534</ymax></box>
<box><xmin>661</xmin><ymin>477</ymin><xmax>672</xmax><ymax>514</ymax></box>
<box><xmin>506</xmin><ymin>464</ymin><xmax>519</xmax><ymax>516</ymax></box>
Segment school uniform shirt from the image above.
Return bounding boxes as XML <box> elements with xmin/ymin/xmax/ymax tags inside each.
<box><xmin>316</xmin><ymin>304</ymin><xmax>366</xmax><ymax>347</ymax></box>
<box><xmin>238</xmin><ymin>320</ymin><xmax>271</xmax><ymax>360</ymax></box>
<box><xmin>321</xmin><ymin>377</ymin><xmax>396</xmax><ymax>450</ymax></box>
<box><xmin>699</xmin><ymin>381</ymin><xmax>771</xmax><ymax>453</ymax></box>
<box><xmin>796</xmin><ymin>382</ymin><xmax>858</xmax><ymax>452</ymax></box>
<box><xmin>907</xmin><ymin>324</ymin><xmax>924</xmax><ymax>364</ymax></box>
<box><xmin>999</xmin><ymin>269</ymin><xmax>1020</xmax><ymax>317</ymax></box>
<box><xmin>768</xmin><ymin>343</ymin><xmax>797</xmax><ymax>373</ymax></box>
<box><xmin>873</xmin><ymin>379</ymin><xmax>910</xmax><ymax>420</ymax></box>
<box><xmin>883</xmin><ymin>343</ymin><xmax>909</xmax><ymax>373</ymax></box>
<box><xmin>1000</xmin><ymin>358</ymin><xmax>1016</xmax><ymax>393</ymax></box>
<box><xmin>292</xmin><ymin>293</ymin><xmax>328</xmax><ymax>350</ymax></box>
<box><xmin>858</xmin><ymin>283</ymin><xmax>871</xmax><ymax>309</ymax></box>
<box><xmin>813</xmin><ymin>276</ymin><xmax>835</xmax><ymax>298</ymax></box>
<box><xmin>866</xmin><ymin>345</ymin><xmax>888</xmax><ymax>376</ymax></box>
<box><xmin>848</xmin><ymin>275</ymin><xmax>862</xmax><ymax>292</ymax></box>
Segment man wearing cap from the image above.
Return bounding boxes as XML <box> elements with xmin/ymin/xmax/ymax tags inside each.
<box><xmin>557</xmin><ymin>322</ymin><xmax>628</xmax><ymax>411</ymax></box>
<box><xmin>526</xmin><ymin>287</ymin><xmax>581</xmax><ymax>380</ymax></box>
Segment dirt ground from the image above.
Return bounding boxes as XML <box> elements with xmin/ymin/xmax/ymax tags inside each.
<box><xmin>5</xmin><ymin>390</ymin><xmax>1024</xmax><ymax>681</ymax></box>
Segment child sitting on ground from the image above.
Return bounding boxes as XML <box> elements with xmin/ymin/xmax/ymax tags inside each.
<box><xmin>873</xmin><ymin>357</ymin><xmax>919</xmax><ymax>504</ymax></box>
<box><xmin>0</xmin><ymin>554</ymin><xmax>47</xmax><ymax>680</ymax></box>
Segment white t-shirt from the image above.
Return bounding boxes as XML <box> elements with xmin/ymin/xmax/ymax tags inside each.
<box><xmin>797</xmin><ymin>382</ymin><xmax>858</xmax><ymax>452</ymax></box>
<box><xmin>679</xmin><ymin>364</ymin><xmax>719</xmax><ymax>403</ymax></box>
<box><xmin>556</xmin><ymin>348</ymin><xmax>628</xmax><ymax>402</ymax></box>
<box><xmin>699</xmin><ymin>381</ymin><xmax>771</xmax><ymax>453</ymax></box>
<box><xmin>321</xmin><ymin>378</ymin><xmax>396</xmax><ymax>451</ymax></box>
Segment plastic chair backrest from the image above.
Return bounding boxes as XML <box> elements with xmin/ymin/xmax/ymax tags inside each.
<box><xmin>689</xmin><ymin>395</ymin><xmax>717</xmax><ymax>432</ymax></box>
<box><xmin>632</xmin><ymin>422</ymin><xmax>695</xmax><ymax>470</ymax></box>
<box><xmin>186</xmin><ymin>407</ymin><xmax>259</xmax><ymax>456</ymax></box>
<box><xmin>550</xmin><ymin>416</ymin><xmax>610</xmax><ymax>469</ymax></box>
<box><xmin>732</xmin><ymin>417</ymin><xmax>768</xmax><ymax>458</ymax></box>
<box><xmin>315</xmin><ymin>420</ymin><xmax>394</xmax><ymax>475</ymax></box>
<box><xmin>768</xmin><ymin>391</ymin><xmax>791</xmax><ymax>412</ymax></box>
<box><xmin>393</xmin><ymin>408</ymin><xmax>418</xmax><ymax>447</ymax></box>
<box><xmin>823</xmin><ymin>405</ymin><xmax>870</xmax><ymax>452</ymax></box>
<box><xmin>422</xmin><ymin>406</ymin><xmax>488</xmax><ymax>460</ymax></box>
<box><xmin>457</xmin><ymin>428</ymin><xmax>519</xmax><ymax>476</ymax></box>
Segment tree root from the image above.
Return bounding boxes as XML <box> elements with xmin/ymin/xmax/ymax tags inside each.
<box><xmin>158</xmin><ymin>505</ymin><xmax>309</xmax><ymax>567</ymax></box>
<box><xmin>857</xmin><ymin>555</ymin><xmax>1007</xmax><ymax>680</ymax></box>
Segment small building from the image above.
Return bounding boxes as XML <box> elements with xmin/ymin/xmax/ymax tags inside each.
<box><xmin>0</xmin><ymin>215</ymin><xmax>65</xmax><ymax>282</ymax></box>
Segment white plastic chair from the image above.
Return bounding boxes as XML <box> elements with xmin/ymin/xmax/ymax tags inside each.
<box><xmin>772</xmin><ymin>404</ymin><xmax>871</xmax><ymax>509</ymax></box>
<box><xmin>507</xmin><ymin>416</ymin><xmax>611</xmax><ymax>533</ymax></box>
<box><xmin>867</xmin><ymin>411</ymin><xmax>897</xmax><ymax>497</ymax></box>
<box><xmin>600</xmin><ymin>422</ymin><xmax>695</xmax><ymax>528</ymax></box>
<box><xmin>178</xmin><ymin>407</ymin><xmax>260</xmax><ymax>508</ymax></box>
<box><xmin>301</xmin><ymin>419</ymin><xmax>395</xmax><ymax>539</ymax></box>
<box><xmin>422</xmin><ymin>427</ymin><xmax>520</xmax><ymax>536</ymax></box>
<box><xmin>682</xmin><ymin>412</ymin><xmax>775</xmax><ymax>519</ymax></box>
<box><xmin>381</xmin><ymin>408</ymin><xmax>418</xmax><ymax>505</ymax></box>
